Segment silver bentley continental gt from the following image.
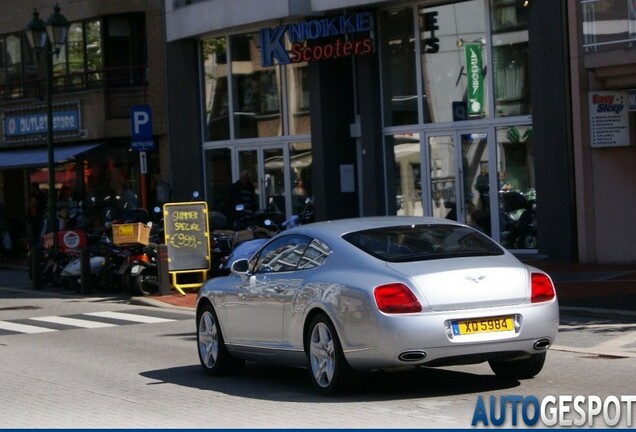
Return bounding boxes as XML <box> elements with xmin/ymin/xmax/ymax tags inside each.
<box><xmin>196</xmin><ymin>216</ymin><xmax>559</xmax><ymax>395</ymax></box>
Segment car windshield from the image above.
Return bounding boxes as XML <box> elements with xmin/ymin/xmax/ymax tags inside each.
<box><xmin>343</xmin><ymin>224</ymin><xmax>504</xmax><ymax>262</ymax></box>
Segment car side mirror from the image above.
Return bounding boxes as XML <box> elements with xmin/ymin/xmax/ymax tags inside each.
<box><xmin>231</xmin><ymin>258</ymin><xmax>250</xmax><ymax>276</ymax></box>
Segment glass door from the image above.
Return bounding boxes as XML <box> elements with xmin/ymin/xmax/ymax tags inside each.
<box><xmin>237</xmin><ymin>146</ymin><xmax>287</xmax><ymax>216</ymax></box>
<box><xmin>426</xmin><ymin>130</ymin><xmax>492</xmax><ymax>235</ymax></box>
<box><xmin>460</xmin><ymin>132</ymin><xmax>491</xmax><ymax>236</ymax></box>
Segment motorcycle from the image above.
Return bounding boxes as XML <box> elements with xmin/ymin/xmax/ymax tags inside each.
<box><xmin>215</xmin><ymin>199</ymin><xmax>316</xmax><ymax>275</ymax></box>
<box><xmin>280</xmin><ymin>196</ymin><xmax>315</xmax><ymax>230</ymax></box>
<box><xmin>500</xmin><ymin>189</ymin><xmax>537</xmax><ymax>249</ymax></box>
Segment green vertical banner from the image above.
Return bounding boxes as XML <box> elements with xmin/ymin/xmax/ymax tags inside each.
<box><xmin>464</xmin><ymin>42</ymin><xmax>484</xmax><ymax>116</ymax></box>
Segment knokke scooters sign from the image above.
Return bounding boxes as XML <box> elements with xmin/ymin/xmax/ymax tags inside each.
<box><xmin>259</xmin><ymin>11</ymin><xmax>374</xmax><ymax>67</ymax></box>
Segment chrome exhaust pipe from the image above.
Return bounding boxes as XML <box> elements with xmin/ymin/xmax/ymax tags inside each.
<box><xmin>398</xmin><ymin>351</ymin><xmax>427</xmax><ymax>362</ymax></box>
<box><xmin>534</xmin><ymin>338</ymin><xmax>551</xmax><ymax>350</ymax></box>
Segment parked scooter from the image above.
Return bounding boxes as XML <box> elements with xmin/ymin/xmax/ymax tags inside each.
<box><xmin>120</xmin><ymin>210</ymin><xmax>164</xmax><ymax>296</ymax></box>
<box><xmin>28</xmin><ymin>245</ymin><xmax>72</xmax><ymax>289</ymax></box>
<box><xmin>121</xmin><ymin>240</ymin><xmax>159</xmax><ymax>296</ymax></box>
<box><xmin>500</xmin><ymin>189</ymin><xmax>537</xmax><ymax>249</ymax></box>
<box><xmin>59</xmin><ymin>230</ymin><xmax>108</xmax><ymax>292</ymax></box>
<box><xmin>96</xmin><ymin>207</ymin><xmax>153</xmax><ymax>293</ymax></box>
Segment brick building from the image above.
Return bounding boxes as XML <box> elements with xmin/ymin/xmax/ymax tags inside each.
<box><xmin>0</xmin><ymin>0</ymin><xmax>169</xmax><ymax>254</ymax></box>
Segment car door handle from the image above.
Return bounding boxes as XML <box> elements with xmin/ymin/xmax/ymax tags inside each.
<box><xmin>274</xmin><ymin>285</ymin><xmax>286</xmax><ymax>293</ymax></box>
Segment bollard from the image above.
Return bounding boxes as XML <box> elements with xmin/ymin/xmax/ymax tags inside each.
<box><xmin>157</xmin><ymin>244</ymin><xmax>171</xmax><ymax>295</ymax></box>
<box><xmin>80</xmin><ymin>247</ymin><xmax>92</xmax><ymax>295</ymax></box>
<box><xmin>31</xmin><ymin>246</ymin><xmax>43</xmax><ymax>290</ymax></box>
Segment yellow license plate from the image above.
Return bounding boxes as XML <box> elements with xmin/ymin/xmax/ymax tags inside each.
<box><xmin>452</xmin><ymin>316</ymin><xmax>514</xmax><ymax>336</ymax></box>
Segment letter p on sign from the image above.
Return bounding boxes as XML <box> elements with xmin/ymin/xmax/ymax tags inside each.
<box><xmin>130</xmin><ymin>105</ymin><xmax>153</xmax><ymax>140</ymax></box>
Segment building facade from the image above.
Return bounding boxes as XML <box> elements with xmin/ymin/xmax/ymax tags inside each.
<box><xmin>0</xmin><ymin>0</ymin><xmax>169</xmax><ymax>254</ymax></box>
<box><xmin>165</xmin><ymin>0</ymin><xmax>583</xmax><ymax>261</ymax></box>
<box><xmin>570</xmin><ymin>0</ymin><xmax>636</xmax><ymax>263</ymax></box>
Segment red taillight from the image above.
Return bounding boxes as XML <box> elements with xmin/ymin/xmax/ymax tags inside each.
<box><xmin>531</xmin><ymin>273</ymin><xmax>555</xmax><ymax>303</ymax></box>
<box><xmin>128</xmin><ymin>253</ymin><xmax>149</xmax><ymax>264</ymax></box>
<box><xmin>374</xmin><ymin>283</ymin><xmax>422</xmax><ymax>313</ymax></box>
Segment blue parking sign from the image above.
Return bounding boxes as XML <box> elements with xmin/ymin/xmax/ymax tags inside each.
<box><xmin>130</xmin><ymin>105</ymin><xmax>155</xmax><ymax>151</ymax></box>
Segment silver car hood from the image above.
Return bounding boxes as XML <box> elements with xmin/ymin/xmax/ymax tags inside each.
<box><xmin>387</xmin><ymin>256</ymin><xmax>528</xmax><ymax>311</ymax></box>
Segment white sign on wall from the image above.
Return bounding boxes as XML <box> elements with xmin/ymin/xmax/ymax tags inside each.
<box><xmin>589</xmin><ymin>91</ymin><xmax>630</xmax><ymax>148</ymax></box>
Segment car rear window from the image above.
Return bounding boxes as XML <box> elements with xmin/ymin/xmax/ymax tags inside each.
<box><xmin>343</xmin><ymin>224</ymin><xmax>504</xmax><ymax>262</ymax></box>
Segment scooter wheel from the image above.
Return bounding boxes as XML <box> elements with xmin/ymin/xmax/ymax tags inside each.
<box><xmin>132</xmin><ymin>273</ymin><xmax>159</xmax><ymax>297</ymax></box>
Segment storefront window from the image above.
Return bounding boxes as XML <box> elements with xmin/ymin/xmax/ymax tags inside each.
<box><xmin>380</xmin><ymin>7</ymin><xmax>418</xmax><ymax>127</ymax></box>
<box><xmin>428</xmin><ymin>134</ymin><xmax>455</xmax><ymax>219</ymax></box>
<box><xmin>490</xmin><ymin>0</ymin><xmax>531</xmax><ymax>117</ymax></box>
<box><xmin>204</xmin><ymin>148</ymin><xmax>232</xmax><ymax>223</ymax></box>
<box><xmin>380</xmin><ymin>1</ymin><xmax>490</xmax><ymax>126</ymax></box>
<box><xmin>289</xmin><ymin>142</ymin><xmax>312</xmax><ymax>214</ymax></box>
<box><xmin>26</xmin><ymin>144</ymin><xmax>141</xmax><ymax>232</ymax></box>
<box><xmin>287</xmin><ymin>64</ymin><xmax>311</xmax><ymax>135</ymax></box>
<box><xmin>388</xmin><ymin>132</ymin><xmax>422</xmax><ymax>216</ymax></box>
<box><xmin>419</xmin><ymin>0</ymin><xmax>488</xmax><ymax>123</ymax></box>
<box><xmin>496</xmin><ymin>125</ymin><xmax>536</xmax><ymax>249</ymax></box>
<box><xmin>202</xmin><ymin>37</ymin><xmax>230</xmax><ymax>141</ymax></box>
<box><xmin>230</xmin><ymin>33</ymin><xmax>282</xmax><ymax>139</ymax></box>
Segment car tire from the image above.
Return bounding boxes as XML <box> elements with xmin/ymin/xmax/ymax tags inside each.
<box><xmin>197</xmin><ymin>303</ymin><xmax>243</xmax><ymax>376</ymax></box>
<box><xmin>489</xmin><ymin>352</ymin><xmax>546</xmax><ymax>380</ymax></box>
<box><xmin>306</xmin><ymin>314</ymin><xmax>351</xmax><ymax>395</ymax></box>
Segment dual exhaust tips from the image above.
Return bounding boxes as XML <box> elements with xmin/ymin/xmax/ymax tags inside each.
<box><xmin>398</xmin><ymin>338</ymin><xmax>551</xmax><ymax>363</ymax></box>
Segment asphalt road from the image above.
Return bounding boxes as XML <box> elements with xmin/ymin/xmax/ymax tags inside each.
<box><xmin>1</xmin><ymin>268</ymin><xmax>635</xmax><ymax>428</ymax></box>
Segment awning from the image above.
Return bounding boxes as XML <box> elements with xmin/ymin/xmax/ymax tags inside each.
<box><xmin>0</xmin><ymin>143</ymin><xmax>102</xmax><ymax>169</ymax></box>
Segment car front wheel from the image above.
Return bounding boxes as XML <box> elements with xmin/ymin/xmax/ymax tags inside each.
<box><xmin>306</xmin><ymin>314</ymin><xmax>350</xmax><ymax>395</ymax></box>
<box><xmin>489</xmin><ymin>352</ymin><xmax>546</xmax><ymax>380</ymax></box>
<box><xmin>197</xmin><ymin>303</ymin><xmax>242</xmax><ymax>375</ymax></box>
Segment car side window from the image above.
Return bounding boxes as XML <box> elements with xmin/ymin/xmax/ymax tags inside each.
<box><xmin>253</xmin><ymin>235</ymin><xmax>311</xmax><ymax>273</ymax></box>
<box><xmin>297</xmin><ymin>239</ymin><xmax>331</xmax><ymax>270</ymax></box>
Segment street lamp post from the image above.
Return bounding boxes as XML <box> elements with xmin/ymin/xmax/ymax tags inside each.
<box><xmin>24</xmin><ymin>4</ymin><xmax>70</xmax><ymax>252</ymax></box>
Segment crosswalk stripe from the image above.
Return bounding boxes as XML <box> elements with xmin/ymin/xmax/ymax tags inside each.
<box><xmin>29</xmin><ymin>316</ymin><xmax>117</xmax><ymax>328</ymax></box>
<box><xmin>83</xmin><ymin>311</ymin><xmax>175</xmax><ymax>323</ymax></box>
<box><xmin>0</xmin><ymin>320</ymin><xmax>57</xmax><ymax>334</ymax></box>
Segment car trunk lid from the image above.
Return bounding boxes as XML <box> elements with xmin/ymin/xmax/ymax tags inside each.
<box><xmin>386</xmin><ymin>256</ymin><xmax>529</xmax><ymax>311</ymax></box>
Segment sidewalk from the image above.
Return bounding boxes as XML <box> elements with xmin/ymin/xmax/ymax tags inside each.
<box><xmin>3</xmin><ymin>256</ymin><xmax>636</xmax><ymax>319</ymax></box>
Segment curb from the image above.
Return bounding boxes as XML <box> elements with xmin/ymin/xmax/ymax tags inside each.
<box><xmin>559</xmin><ymin>306</ymin><xmax>636</xmax><ymax>321</ymax></box>
<box><xmin>129</xmin><ymin>296</ymin><xmax>195</xmax><ymax>311</ymax></box>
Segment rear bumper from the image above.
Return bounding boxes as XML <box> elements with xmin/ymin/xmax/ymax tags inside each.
<box><xmin>340</xmin><ymin>300</ymin><xmax>559</xmax><ymax>371</ymax></box>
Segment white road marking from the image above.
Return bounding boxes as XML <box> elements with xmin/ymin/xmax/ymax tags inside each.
<box><xmin>29</xmin><ymin>316</ymin><xmax>117</xmax><ymax>328</ymax></box>
<box><xmin>0</xmin><ymin>320</ymin><xmax>57</xmax><ymax>334</ymax></box>
<box><xmin>83</xmin><ymin>311</ymin><xmax>175</xmax><ymax>323</ymax></box>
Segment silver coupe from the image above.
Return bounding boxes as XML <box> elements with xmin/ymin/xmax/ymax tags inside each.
<box><xmin>196</xmin><ymin>216</ymin><xmax>559</xmax><ymax>394</ymax></box>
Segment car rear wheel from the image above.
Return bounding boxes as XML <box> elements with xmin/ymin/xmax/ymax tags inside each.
<box><xmin>306</xmin><ymin>314</ymin><xmax>350</xmax><ymax>395</ymax></box>
<box><xmin>197</xmin><ymin>303</ymin><xmax>243</xmax><ymax>375</ymax></box>
<box><xmin>489</xmin><ymin>352</ymin><xmax>546</xmax><ymax>380</ymax></box>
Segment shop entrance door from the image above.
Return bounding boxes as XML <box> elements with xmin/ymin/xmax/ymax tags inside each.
<box><xmin>237</xmin><ymin>146</ymin><xmax>288</xmax><ymax>216</ymax></box>
<box><xmin>426</xmin><ymin>130</ymin><xmax>493</xmax><ymax>236</ymax></box>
